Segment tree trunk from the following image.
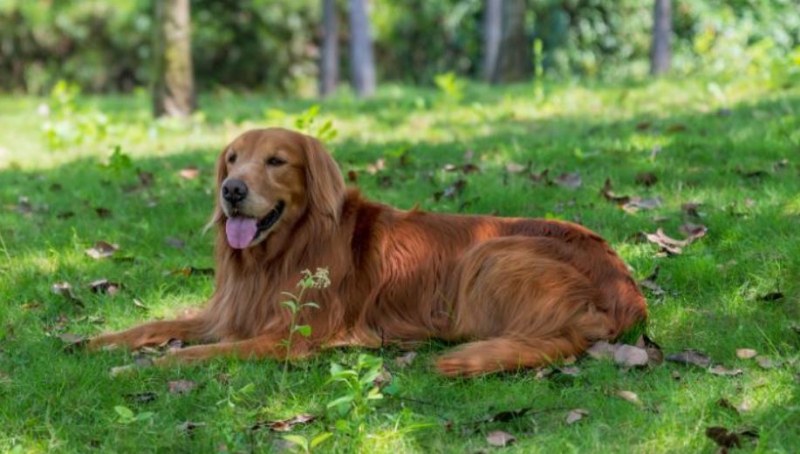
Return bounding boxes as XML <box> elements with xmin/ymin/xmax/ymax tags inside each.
<box><xmin>650</xmin><ymin>0</ymin><xmax>671</xmax><ymax>75</ymax></box>
<box><xmin>483</xmin><ymin>0</ymin><xmax>531</xmax><ymax>84</ymax></box>
<box><xmin>319</xmin><ymin>0</ymin><xmax>339</xmax><ymax>97</ymax></box>
<box><xmin>153</xmin><ymin>0</ymin><xmax>196</xmax><ymax>118</ymax></box>
<box><xmin>348</xmin><ymin>0</ymin><xmax>376</xmax><ymax>97</ymax></box>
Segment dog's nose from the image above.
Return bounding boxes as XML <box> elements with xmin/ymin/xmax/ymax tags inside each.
<box><xmin>222</xmin><ymin>179</ymin><xmax>248</xmax><ymax>204</ymax></box>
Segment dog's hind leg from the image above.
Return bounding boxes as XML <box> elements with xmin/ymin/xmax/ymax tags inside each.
<box><xmin>439</xmin><ymin>237</ymin><xmax>617</xmax><ymax>376</ymax></box>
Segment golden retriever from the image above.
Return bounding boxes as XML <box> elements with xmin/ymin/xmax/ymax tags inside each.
<box><xmin>89</xmin><ymin>127</ymin><xmax>647</xmax><ymax>376</ymax></box>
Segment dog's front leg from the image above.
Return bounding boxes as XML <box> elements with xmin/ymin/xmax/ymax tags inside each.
<box><xmin>88</xmin><ymin>318</ymin><xmax>209</xmax><ymax>351</ymax></box>
<box><xmin>155</xmin><ymin>334</ymin><xmax>313</xmax><ymax>364</ymax></box>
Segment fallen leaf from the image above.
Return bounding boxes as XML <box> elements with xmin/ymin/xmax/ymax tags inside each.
<box><xmin>666</xmin><ymin>350</ymin><xmax>711</xmax><ymax>368</ymax></box>
<box><xmin>600</xmin><ymin>179</ymin><xmax>631</xmax><ymax>205</ymax></box>
<box><xmin>178</xmin><ymin>166</ymin><xmax>199</xmax><ymax>180</ymax></box>
<box><xmin>565</xmin><ymin>408</ymin><xmax>589</xmax><ymax>425</ymax></box>
<box><xmin>177</xmin><ymin>421</ymin><xmax>206</xmax><ymax>434</ymax></box>
<box><xmin>366</xmin><ymin>158</ymin><xmax>385</xmax><ymax>175</ymax></box>
<box><xmin>736</xmin><ymin>348</ymin><xmax>757</xmax><ymax>359</ymax></box>
<box><xmin>554</xmin><ymin>172</ymin><xmax>582</xmax><ymax>189</ymax></box>
<box><xmin>709</xmin><ymin>365</ymin><xmax>744</xmax><ymax>377</ymax></box>
<box><xmin>168</xmin><ymin>379</ymin><xmax>197</xmax><ymax>395</ymax></box>
<box><xmin>614</xmin><ymin>345</ymin><xmax>649</xmax><ymax>368</ymax></box>
<box><xmin>378</xmin><ymin>175</ymin><xmax>393</xmax><ymax>188</ymax></box>
<box><xmin>58</xmin><ymin>333</ymin><xmax>87</xmax><ymax>352</ymax></box>
<box><xmin>635</xmin><ymin>121</ymin><xmax>652</xmax><ymax>131</ymax></box>
<box><xmin>643</xmin><ymin>227</ymin><xmax>706</xmax><ymax>255</ymax></box>
<box><xmin>89</xmin><ymin>279</ymin><xmax>122</xmax><ymax>296</ymax></box>
<box><xmin>165</xmin><ymin>237</ymin><xmax>185</xmax><ymax>249</ymax></box>
<box><xmin>616</xmin><ymin>390</ymin><xmax>642</xmax><ymax>406</ymax></box>
<box><xmin>638</xmin><ymin>335</ymin><xmax>664</xmax><ymax>366</ymax></box>
<box><xmin>373</xmin><ymin>366</ymin><xmax>393</xmax><ymax>389</ymax></box>
<box><xmin>133</xmin><ymin>298</ymin><xmax>148</xmax><ymax>310</ymax></box>
<box><xmin>51</xmin><ymin>282</ymin><xmax>82</xmax><ymax>305</ymax></box>
<box><xmin>85</xmin><ymin>241</ymin><xmax>119</xmax><ymax>259</ymax></box>
<box><xmin>16</xmin><ymin>196</ymin><xmax>33</xmax><ymax>214</ymax></box>
<box><xmin>137</xmin><ymin>171</ymin><xmax>155</xmax><ymax>187</ymax></box>
<box><xmin>679</xmin><ymin>223</ymin><xmax>708</xmax><ymax>240</ymax></box>
<box><xmin>109</xmin><ymin>357</ymin><xmax>154</xmax><ymax>377</ymax></box>
<box><xmin>586</xmin><ymin>341</ymin><xmax>616</xmax><ymax>360</ymax></box>
<box><xmin>395</xmin><ymin>351</ymin><xmax>417</xmax><ymax>368</ymax></box>
<box><xmin>256</xmin><ymin>414</ymin><xmax>316</xmax><ymax>432</ymax></box>
<box><xmin>347</xmin><ymin>170</ymin><xmax>358</xmax><ymax>183</ymax></box>
<box><xmin>486</xmin><ymin>430</ymin><xmax>516</xmax><ymax>447</ymax></box>
<box><xmin>622</xmin><ymin>196</ymin><xmax>662</xmax><ymax>213</ymax></box>
<box><xmin>505</xmin><ymin>162</ymin><xmax>527</xmax><ymax>174</ymax></box>
<box><xmin>557</xmin><ymin>365</ymin><xmax>581</xmax><ymax>377</ymax></box>
<box><xmin>441</xmin><ymin>179</ymin><xmax>467</xmax><ymax>199</ymax></box>
<box><xmin>755</xmin><ymin>356</ymin><xmax>779</xmax><ymax>369</ymax></box>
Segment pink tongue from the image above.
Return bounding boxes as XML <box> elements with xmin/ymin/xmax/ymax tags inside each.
<box><xmin>225</xmin><ymin>217</ymin><xmax>258</xmax><ymax>249</ymax></box>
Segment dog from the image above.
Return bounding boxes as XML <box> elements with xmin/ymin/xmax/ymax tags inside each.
<box><xmin>89</xmin><ymin>127</ymin><xmax>647</xmax><ymax>376</ymax></box>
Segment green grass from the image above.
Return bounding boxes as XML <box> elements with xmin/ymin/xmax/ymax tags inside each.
<box><xmin>1</xmin><ymin>75</ymin><xmax>799</xmax><ymax>453</ymax></box>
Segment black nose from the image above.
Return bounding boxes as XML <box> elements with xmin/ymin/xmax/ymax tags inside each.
<box><xmin>222</xmin><ymin>179</ymin><xmax>248</xmax><ymax>204</ymax></box>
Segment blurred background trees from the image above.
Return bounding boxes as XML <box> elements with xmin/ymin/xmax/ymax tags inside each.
<box><xmin>0</xmin><ymin>0</ymin><xmax>797</xmax><ymax>97</ymax></box>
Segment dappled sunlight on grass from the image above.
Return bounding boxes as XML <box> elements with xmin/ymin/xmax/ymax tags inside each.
<box><xmin>1</xmin><ymin>75</ymin><xmax>799</xmax><ymax>451</ymax></box>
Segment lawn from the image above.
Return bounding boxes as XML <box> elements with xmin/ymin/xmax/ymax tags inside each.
<box><xmin>1</xmin><ymin>75</ymin><xmax>799</xmax><ymax>453</ymax></box>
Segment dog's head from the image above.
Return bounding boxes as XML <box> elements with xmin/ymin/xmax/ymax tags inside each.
<box><xmin>213</xmin><ymin>128</ymin><xmax>345</xmax><ymax>250</ymax></box>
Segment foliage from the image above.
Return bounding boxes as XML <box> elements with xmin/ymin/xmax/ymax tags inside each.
<box><xmin>327</xmin><ymin>354</ymin><xmax>385</xmax><ymax>439</ymax></box>
<box><xmin>279</xmin><ymin>268</ymin><xmax>330</xmax><ymax>388</ymax></box>
<box><xmin>41</xmin><ymin>80</ymin><xmax>109</xmax><ymax>149</ymax></box>
<box><xmin>1</xmin><ymin>0</ymin><xmax>798</xmax><ymax>94</ymax></box>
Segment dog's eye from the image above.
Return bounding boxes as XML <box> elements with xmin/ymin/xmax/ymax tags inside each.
<box><xmin>227</xmin><ymin>154</ymin><xmax>237</xmax><ymax>164</ymax></box>
<box><xmin>266</xmin><ymin>157</ymin><xmax>286</xmax><ymax>167</ymax></box>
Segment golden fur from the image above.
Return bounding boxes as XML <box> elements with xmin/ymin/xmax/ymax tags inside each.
<box><xmin>89</xmin><ymin>127</ymin><xmax>647</xmax><ymax>376</ymax></box>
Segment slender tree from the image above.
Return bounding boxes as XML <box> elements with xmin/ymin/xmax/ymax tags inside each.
<box><xmin>482</xmin><ymin>0</ymin><xmax>531</xmax><ymax>84</ymax></box>
<box><xmin>348</xmin><ymin>0</ymin><xmax>376</xmax><ymax>97</ymax></box>
<box><xmin>319</xmin><ymin>0</ymin><xmax>339</xmax><ymax>97</ymax></box>
<box><xmin>650</xmin><ymin>0</ymin><xmax>672</xmax><ymax>75</ymax></box>
<box><xmin>153</xmin><ymin>0</ymin><xmax>195</xmax><ymax>118</ymax></box>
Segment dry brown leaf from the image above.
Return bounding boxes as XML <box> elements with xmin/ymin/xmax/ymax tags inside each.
<box><xmin>255</xmin><ymin>414</ymin><xmax>316</xmax><ymax>432</ymax></box>
<box><xmin>736</xmin><ymin>348</ymin><xmax>757</xmax><ymax>359</ymax></box>
<box><xmin>565</xmin><ymin>408</ymin><xmax>589</xmax><ymax>425</ymax></box>
<box><xmin>755</xmin><ymin>356</ymin><xmax>779</xmax><ymax>369</ymax></box>
<box><xmin>486</xmin><ymin>430</ymin><xmax>516</xmax><ymax>447</ymax></box>
<box><xmin>178</xmin><ymin>166</ymin><xmax>199</xmax><ymax>180</ymax></box>
<box><xmin>554</xmin><ymin>172</ymin><xmax>582</xmax><ymax>189</ymax></box>
<box><xmin>708</xmin><ymin>365</ymin><xmax>744</xmax><ymax>377</ymax></box>
<box><xmin>616</xmin><ymin>390</ymin><xmax>642</xmax><ymax>406</ymax></box>
<box><xmin>89</xmin><ymin>279</ymin><xmax>122</xmax><ymax>296</ymax></box>
<box><xmin>586</xmin><ymin>340</ymin><xmax>617</xmax><ymax>360</ymax></box>
<box><xmin>85</xmin><ymin>241</ymin><xmax>119</xmax><ymax>259</ymax></box>
<box><xmin>666</xmin><ymin>350</ymin><xmax>711</xmax><ymax>368</ymax></box>
<box><xmin>504</xmin><ymin>162</ymin><xmax>527</xmax><ymax>174</ymax></box>
<box><xmin>634</xmin><ymin>172</ymin><xmax>658</xmax><ymax>187</ymax></box>
<box><xmin>614</xmin><ymin>345</ymin><xmax>649</xmax><ymax>368</ymax></box>
<box><xmin>600</xmin><ymin>179</ymin><xmax>631</xmax><ymax>205</ymax></box>
<box><xmin>168</xmin><ymin>379</ymin><xmax>197</xmax><ymax>395</ymax></box>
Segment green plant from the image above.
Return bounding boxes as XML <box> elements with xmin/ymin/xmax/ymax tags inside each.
<box><xmin>293</xmin><ymin>105</ymin><xmax>338</xmax><ymax>143</ymax></box>
<box><xmin>113</xmin><ymin>405</ymin><xmax>154</xmax><ymax>425</ymax></box>
<box><xmin>41</xmin><ymin>80</ymin><xmax>109</xmax><ymax>150</ymax></box>
<box><xmin>282</xmin><ymin>432</ymin><xmax>333</xmax><ymax>454</ymax></box>
<box><xmin>326</xmin><ymin>354</ymin><xmax>385</xmax><ymax>439</ymax></box>
<box><xmin>280</xmin><ymin>268</ymin><xmax>330</xmax><ymax>387</ymax></box>
<box><xmin>433</xmin><ymin>72</ymin><xmax>465</xmax><ymax>103</ymax></box>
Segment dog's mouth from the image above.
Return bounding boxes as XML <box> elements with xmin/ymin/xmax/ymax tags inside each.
<box><xmin>225</xmin><ymin>201</ymin><xmax>286</xmax><ymax>249</ymax></box>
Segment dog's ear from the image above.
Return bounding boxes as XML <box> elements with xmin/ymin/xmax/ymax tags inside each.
<box><xmin>205</xmin><ymin>147</ymin><xmax>230</xmax><ymax>232</ymax></box>
<box><xmin>303</xmin><ymin>135</ymin><xmax>345</xmax><ymax>221</ymax></box>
